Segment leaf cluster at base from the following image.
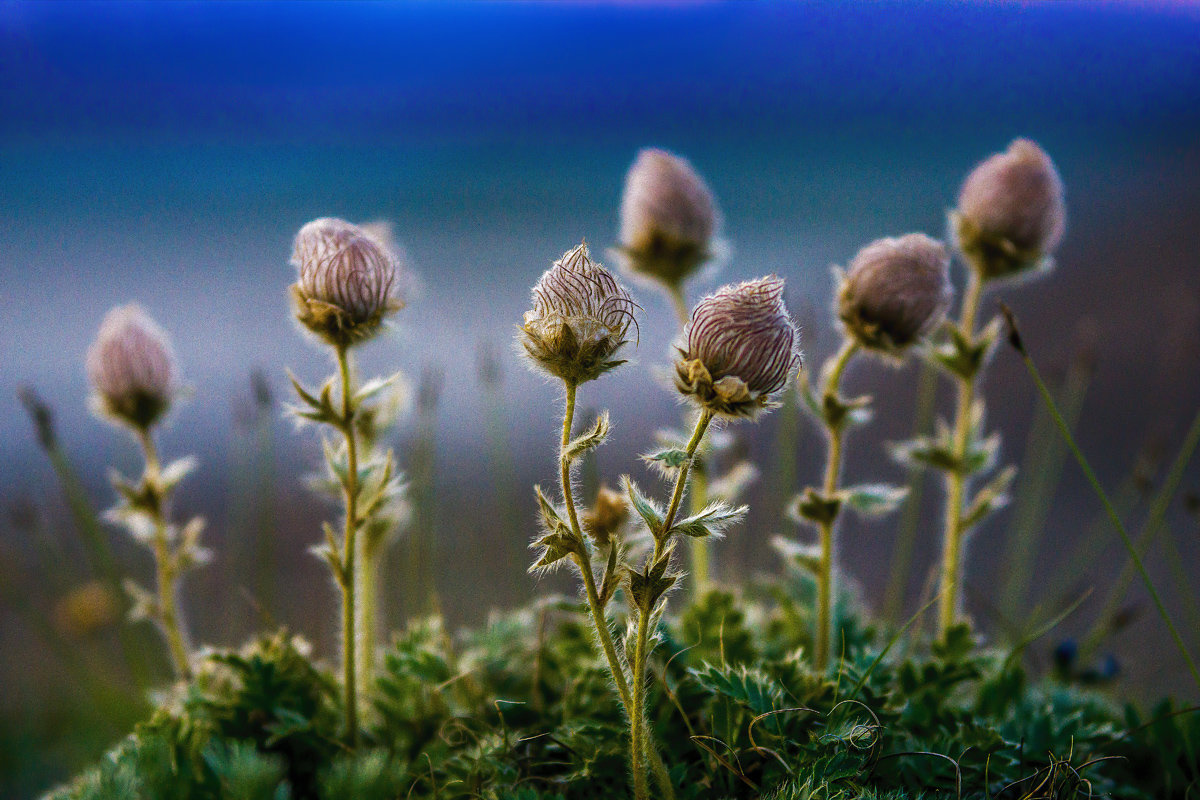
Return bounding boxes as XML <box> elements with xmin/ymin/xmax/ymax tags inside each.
<box><xmin>45</xmin><ymin>572</ymin><xmax>1199</xmax><ymax>800</ymax></box>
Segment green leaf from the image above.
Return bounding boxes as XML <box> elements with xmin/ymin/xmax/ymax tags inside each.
<box><xmin>666</xmin><ymin>500</ymin><xmax>747</xmax><ymax>539</ymax></box>
<box><xmin>563</xmin><ymin>411</ymin><xmax>611</xmax><ymax>463</ymax></box>
<box><xmin>841</xmin><ymin>483</ymin><xmax>909</xmax><ymax>517</ymax></box>
<box><xmin>622</xmin><ymin>475</ymin><xmax>664</xmax><ymax>537</ymax></box>
<box><xmin>533</xmin><ymin>484</ymin><xmax>566</xmax><ymax>531</ymax></box>
<box><xmin>787</xmin><ymin>487</ymin><xmax>841</xmax><ymax>526</ymax></box>
<box><xmin>353</xmin><ymin>371</ymin><xmax>404</xmax><ymax>406</ymax></box>
<box><xmin>961</xmin><ymin>464</ymin><xmax>1017</xmax><ymax>530</ymax></box>
<box><xmin>158</xmin><ymin>456</ymin><xmax>197</xmax><ymax>492</ymax></box>
<box><xmin>689</xmin><ymin>663</ymin><xmax>784</xmax><ymax>716</ymax></box>
<box><xmin>641</xmin><ymin>447</ymin><xmax>692</xmax><ymax>472</ymax></box>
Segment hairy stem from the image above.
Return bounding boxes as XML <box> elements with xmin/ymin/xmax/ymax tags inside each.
<box><xmin>816</xmin><ymin>337</ymin><xmax>859</xmax><ymax>669</ymax></box>
<box><xmin>668</xmin><ymin>285</ymin><xmax>713</xmax><ymax>596</ymax></box>
<box><xmin>939</xmin><ymin>268</ymin><xmax>983</xmax><ymax>639</ymax></box>
<box><xmin>336</xmin><ymin>345</ymin><xmax>360</xmax><ymax>748</ymax></box>
<box><xmin>137</xmin><ymin>429</ymin><xmax>192</xmax><ymax>681</ymax></box>
<box><xmin>558</xmin><ymin>381</ymin><xmax>675</xmax><ymax>800</ymax></box>
<box><xmin>631</xmin><ymin>410</ymin><xmax>712</xmax><ymax>799</ymax></box>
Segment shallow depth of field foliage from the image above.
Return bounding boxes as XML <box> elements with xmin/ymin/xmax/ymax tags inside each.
<box><xmin>43</xmin><ymin>580</ymin><xmax>1200</xmax><ymax>799</ymax></box>
<box><xmin>14</xmin><ymin>133</ymin><xmax>1200</xmax><ymax>800</ymax></box>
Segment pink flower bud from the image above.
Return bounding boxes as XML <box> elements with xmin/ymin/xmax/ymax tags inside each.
<box><xmin>86</xmin><ymin>303</ymin><xmax>177</xmax><ymax>430</ymax></box>
<box><xmin>521</xmin><ymin>242</ymin><xmax>638</xmax><ymax>385</ymax></box>
<box><xmin>955</xmin><ymin>138</ymin><xmax>1065</xmax><ymax>280</ymax></box>
<box><xmin>838</xmin><ymin>234</ymin><xmax>953</xmax><ymax>354</ymax></box>
<box><xmin>617</xmin><ymin>148</ymin><xmax>721</xmax><ymax>289</ymax></box>
<box><xmin>290</xmin><ymin>217</ymin><xmax>401</xmax><ymax>347</ymax></box>
<box><xmin>675</xmin><ymin>276</ymin><xmax>800</xmax><ymax>418</ymax></box>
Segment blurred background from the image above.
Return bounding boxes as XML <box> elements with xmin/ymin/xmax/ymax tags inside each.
<box><xmin>2</xmin><ymin>0</ymin><xmax>1199</xmax><ymax>793</ymax></box>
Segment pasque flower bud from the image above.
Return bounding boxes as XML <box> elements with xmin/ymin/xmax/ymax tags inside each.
<box><xmin>290</xmin><ymin>217</ymin><xmax>402</xmax><ymax>347</ymax></box>
<box><xmin>520</xmin><ymin>242</ymin><xmax>638</xmax><ymax>385</ymax></box>
<box><xmin>954</xmin><ymin>138</ymin><xmax>1065</xmax><ymax>280</ymax></box>
<box><xmin>616</xmin><ymin>148</ymin><xmax>720</xmax><ymax>289</ymax></box>
<box><xmin>837</xmin><ymin>234</ymin><xmax>953</xmax><ymax>354</ymax></box>
<box><xmin>86</xmin><ymin>303</ymin><xmax>177</xmax><ymax>430</ymax></box>
<box><xmin>582</xmin><ymin>484</ymin><xmax>629</xmax><ymax>547</ymax></box>
<box><xmin>675</xmin><ymin>276</ymin><xmax>800</xmax><ymax>418</ymax></box>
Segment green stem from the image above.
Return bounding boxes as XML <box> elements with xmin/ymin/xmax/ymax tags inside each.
<box><xmin>137</xmin><ymin>429</ymin><xmax>192</xmax><ymax>681</ymax></box>
<box><xmin>1083</xmin><ymin>407</ymin><xmax>1200</xmax><ymax>655</ymax></box>
<box><xmin>815</xmin><ymin>338</ymin><xmax>858</xmax><ymax>669</ymax></box>
<box><xmin>1015</xmin><ymin>340</ymin><xmax>1200</xmax><ymax>692</ymax></box>
<box><xmin>336</xmin><ymin>345</ymin><xmax>360</xmax><ymax>748</ymax></box>
<box><xmin>558</xmin><ymin>381</ymin><xmax>675</xmax><ymax>799</ymax></box>
<box><xmin>939</xmin><ymin>268</ymin><xmax>983</xmax><ymax>639</ymax></box>
<box><xmin>631</xmin><ymin>410</ymin><xmax>712</xmax><ymax>799</ymax></box>
<box><xmin>668</xmin><ymin>284</ymin><xmax>714</xmax><ymax>596</ymax></box>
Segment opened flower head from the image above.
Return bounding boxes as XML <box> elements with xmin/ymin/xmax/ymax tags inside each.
<box><xmin>290</xmin><ymin>217</ymin><xmax>402</xmax><ymax>348</ymax></box>
<box><xmin>954</xmin><ymin>138</ymin><xmax>1065</xmax><ymax>281</ymax></box>
<box><xmin>675</xmin><ymin>275</ymin><xmax>800</xmax><ymax>418</ymax></box>
<box><xmin>837</xmin><ymin>234</ymin><xmax>953</xmax><ymax>355</ymax></box>
<box><xmin>616</xmin><ymin>148</ymin><xmax>721</xmax><ymax>290</ymax></box>
<box><xmin>86</xmin><ymin>303</ymin><xmax>178</xmax><ymax>431</ymax></box>
<box><xmin>520</xmin><ymin>241</ymin><xmax>638</xmax><ymax>385</ymax></box>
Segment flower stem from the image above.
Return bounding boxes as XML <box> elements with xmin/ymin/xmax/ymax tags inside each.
<box><xmin>137</xmin><ymin>428</ymin><xmax>192</xmax><ymax>681</ymax></box>
<box><xmin>557</xmin><ymin>383</ymin><xmax>677</xmax><ymax>799</ymax></box>
<box><xmin>336</xmin><ymin>345</ymin><xmax>360</xmax><ymax>748</ymax></box>
<box><xmin>939</xmin><ymin>267</ymin><xmax>983</xmax><ymax>639</ymax></box>
<box><xmin>668</xmin><ymin>285</ymin><xmax>713</xmax><ymax>596</ymax></box>
<box><xmin>631</xmin><ymin>409</ymin><xmax>712</xmax><ymax>799</ymax></box>
<box><xmin>815</xmin><ymin>337</ymin><xmax>858</xmax><ymax>669</ymax></box>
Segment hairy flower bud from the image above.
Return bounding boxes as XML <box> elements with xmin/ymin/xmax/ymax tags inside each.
<box><xmin>582</xmin><ymin>484</ymin><xmax>629</xmax><ymax>547</ymax></box>
<box><xmin>675</xmin><ymin>276</ymin><xmax>800</xmax><ymax>418</ymax></box>
<box><xmin>290</xmin><ymin>217</ymin><xmax>402</xmax><ymax>348</ymax></box>
<box><xmin>86</xmin><ymin>303</ymin><xmax>177</xmax><ymax>430</ymax></box>
<box><xmin>954</xmin><ymin>138</ymin><xmax>1065</xmax><ymax>281</ymax></box>
<box><xmin>837</xmin><ymin>234</ymin><xmax>953</xmax><ymax>354</ymax></box>
<box><xmin>616</xmin><ymin>148</ymin><xmax>721</xmax><ymax>289</ymax></box>
<box><xmin>520</xmin><ymin>241</ymin><xmax>638</xmax><ymax>385</ymax></box>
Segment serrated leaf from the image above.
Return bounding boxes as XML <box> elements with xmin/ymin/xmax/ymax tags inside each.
<box><xmin>667</xmin><ymin>500</ymin><xmax>747</xmax><ymax>539</ymax></box>
<box><xmin>563</xmin><ymin>411</ymin><xmax>611</xmax><ymax>463</ymax></box>
<box><xmin>962</xmin><ymin>464</ymin><xmax>1017</xmax><ymax>530</ymax></box>
<box><xmin>841</xmin><ymin>483</ymin><xmax>909</xmax><ymax>517</ymax></box>
<box><xmin>623</xmin><ymin>475</ymin><xmax>664</xmax><ymax>537</ymax></box>
<box><xmin>690</xmin><ymin>663</ymin><xmax>784</xmax><ymax>716</ymax></box>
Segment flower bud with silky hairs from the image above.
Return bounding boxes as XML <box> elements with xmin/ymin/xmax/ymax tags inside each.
<box><xmin>290</xmin><ymin>217</ymin><xmax>402</xmax><ymax>348</ymax></box>
<box><xmin>86</xmin><ymin>303</ymin><xmax>178</xmax><ymax>431</ymax></box>
<box><xmin>837</xmin><ymin>234</ymin><xmax>953</xmax><ymax>356</ymax></box>
<box><xmin>674</xmin><ymin>276</ymin><xmax>800</xmax><ymax>419</ymax></box>
<box><xmin>616</xmin><ymin>148</ymin><xmax>722</xmax><ymax>292</ymax></box>
<box><xmin>953</xmin><ymin>138</ymin><xmax>1065</xmax><ymax>281</ymax></box>
<box><xmin>520</xmin><ymin>241</ymin><xmax>638</xmax><ymax>386</ymax></box>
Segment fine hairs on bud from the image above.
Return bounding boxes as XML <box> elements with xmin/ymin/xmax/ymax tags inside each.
<box><xmin>675</xmin><ymin>275</ymin><xmax>800</xmax><ymax>418</ymax></box>
<box><xmin>954</xmin><ymin>138</ymin><xmax>1066</xmax><ymax>280</ymax></box>
<box><xmin>290</xmin><ymin>217</ymin><xmax>402</xmax><ymax>348</ymax></box>
<box><xmin>86</xmin><ymin>303</ymin><xmax>178</xmax><ymax>430</ymax></box>
<box><xmin>520</xmin><ymin>241</ymin><xmax>639</xmax><ymax>385</ymax></box>
<box><xmin>838</xmin><ymin>234</ymin><xmax>953</xmax><ymax>355</ymax></box>
<box><xmin>617</xmin><ymin>148</ymin><xmax>721</xmax><ymax>289</ymax></box>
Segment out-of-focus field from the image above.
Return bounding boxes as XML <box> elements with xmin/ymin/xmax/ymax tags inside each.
<box><xmin>2</xmin><ymin>2</ymin><xmax>1199</xmax><ymax>795</ymax></box>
